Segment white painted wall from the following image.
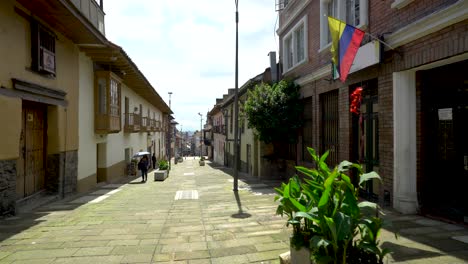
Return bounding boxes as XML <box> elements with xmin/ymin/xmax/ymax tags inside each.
<box><xmin>78</xmin><ymin>52</ymin><xmax>101</xmax><ymax>180</ymax></box>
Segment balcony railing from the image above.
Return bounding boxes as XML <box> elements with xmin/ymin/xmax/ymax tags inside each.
<box><xmin>155</xmin><ymin>120</ymin><xmax>162</xmax><ymax>132</ymax></box>
<box><xmin>95</xmin><ymin>113</ymin><xmax>121</xmax><ymax>134</ymax></box>
<box><xmin>70</xmin><ymin>0</ymin><xmax>105</xmax><ymax>35</ymax></box>
<box><xmin>124</xmin><ymin>113</ymin><xmax>141</xmax><ymax>133</ymax></box>
<box><xmin>141</xmin><ymin>117</ymin><xmax>150</xmax><ymax>132</ymax></box>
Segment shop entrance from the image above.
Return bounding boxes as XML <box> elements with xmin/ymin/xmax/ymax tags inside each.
<box><xmin>420</xmin><ymin>60</ymin><xmax>468</xmax><ymax>224</ymax></box>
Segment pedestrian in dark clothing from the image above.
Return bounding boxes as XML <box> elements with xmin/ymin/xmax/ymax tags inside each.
<box><xmin>151</xmin><ymin>153</ymin><xmax>156</xmax><ymax>170</ymax></box>
<box><xmin>138</xmin><ymin>156</ymin><xmax>149</xmax><ymax>182</ymax></box>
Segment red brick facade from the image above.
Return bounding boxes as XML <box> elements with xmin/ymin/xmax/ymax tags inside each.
<box><xmin>278</xmin><ymin>0</ymin><xmax>468</xmax><ymax>213</ymax></box>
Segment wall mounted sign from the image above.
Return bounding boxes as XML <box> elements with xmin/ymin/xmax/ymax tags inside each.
<box><xmin>438</xmin><ymin>108</ymin><xmax>453</xmax><ymax>120</ymax></box>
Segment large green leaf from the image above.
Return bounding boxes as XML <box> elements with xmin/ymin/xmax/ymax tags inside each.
<box><xmin>303</xmin><ymin>179</ymin><xmax>324</xmax><ymax>191</ymax></box>
<box><xmin>324</xmin><ymin>216</ymin><xmax>337</xmax><ymax>245</ymax></box>
<box><xmin>295</xmin><ymin>211</ymin><xmax>315</xmax><ymax>221</ymax></box>
<box><xmin>338</xmin><ymin>160</ymin><xmax>353</xmax><ymax>173</ymax></box>
<box><xmin>341</xmin><ymin>188</ymin><xmax>359</xmax><ymax>217</ymax></box>
<box><xmin>283</xmin><ymin>181</ymin><xmax>290</xmax><ymax>198</ymax></box>
<box><xmin>359</xmin><ymin>171</ymin><xmax>381</xmax><ymax>187</ymax></box>
<box><xmin>310</xmin><ymin>235</ymin><xmax>331</xmax><ymax>249</ymax></box>
<box><xmin>289</xmin><ymin>176</ymin><xmax>301</xmax><ymax>197</ymax></box>
<box><xmin>288</xmin><ymin>196</ymin><xmax>306</xmax><ymax>212</ymax></box>
<box><xmin>296</xmin><ymin>166</ymin><xmax>318</xmax><ymax>179</ymax></box>
<box><xmin>358</xmin><ymin>201</ymin><xmax>378</xmax><ymax>216</ymax></box>
<box><xmin>334</xmin><ymin>212</ymin><xmax>351</xmax><ymax>241</ymax></box>
<box><xmin>319</xmin><ymin>150</ymin><xmax>330</xmax><ymax>164</ymax></box>
<box><xmin>307</xmin><ymin>147</ymin><xmax>319</xmax><ymax>163</ymax></box>
<box><xmin>318</xmin><ymin>171</ymin><xmax>338</xmax><ymax>209</ymax></box>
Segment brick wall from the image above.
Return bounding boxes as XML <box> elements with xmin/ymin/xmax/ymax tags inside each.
<box><xmin>280</xmin><ymin>0</ymin><xmax>468</xmax><ymax>206</ymax></box>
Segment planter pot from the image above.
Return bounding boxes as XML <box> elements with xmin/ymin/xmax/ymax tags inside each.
<box><xmin>199</xmin><ymin>161</ymin><xmax>205</xmax><ymax>166</ymax></box>
<box><xmin>290</xmin><ymin>246</ymin><xmax>311</xmax><ymax>264</ymax></box>
<box><xmin>154</xmin><ymin>170</ymin><xmax>168</xmax><ymax>181</ymax></box>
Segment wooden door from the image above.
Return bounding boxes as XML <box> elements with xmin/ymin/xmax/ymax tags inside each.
<box><xmin>17</xmin><ymin>102</ymin><xmax>46</xmax><ymax>198</ymax></box>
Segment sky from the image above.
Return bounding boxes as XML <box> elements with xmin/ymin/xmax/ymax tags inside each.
<box><xmin>105</xmin><ymin>0</ymin><xmax>279</xmax><ymax>132</ymax></box>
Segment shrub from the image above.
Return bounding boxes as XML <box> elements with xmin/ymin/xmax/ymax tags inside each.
<box><xmin>275</xmin><ymin>147</ymin><xmax>391</xmax><ymax>264</ymax></box>
<box><xmin>158</xmin><ymin>160</ymin><xmax>169</xmax><ymax>170</ymax></box>
<box><xmin>243</xmin><ymin>80</ymin><xmax>303</xmax><ymax>144</ymax></box>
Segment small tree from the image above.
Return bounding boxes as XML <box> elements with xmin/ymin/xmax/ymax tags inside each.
<box><xmin>244</xmin><ymin>80</ymin><xmax>303</xmax><ymax>144</ymax></box>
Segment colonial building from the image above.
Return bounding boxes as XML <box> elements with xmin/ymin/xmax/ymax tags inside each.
<box><xmin>277</xmin><ymin>0</ymin><xmax>467</xmax><ymax>223</ymax></box>
<box><xmin>208</xmin><ymin>99</ymin><xmax>225</xmax><ymax>165</ymax></box>
<box><xmin>0</xmin><ymin>0</ymin><xmax>171</xmax><ymax>216</ymax></box>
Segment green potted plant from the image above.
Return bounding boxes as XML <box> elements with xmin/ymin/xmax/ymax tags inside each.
<box><xmin>199</xmin><ymin>156</ymin><xmax>205</xmax><ymax>166</ymax></box>
<box><xmin>275</xmin><ymin>148</ymin><xmax>391</xmax><ymax>264</ymax></box>
<box><xmin>154</xmin><ymin>159</ymin><xmax>169</xmax><ymax>181</ymax></box>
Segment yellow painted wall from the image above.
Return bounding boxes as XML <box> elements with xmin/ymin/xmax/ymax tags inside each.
<box><xmin>0</xmin><ymin>0</ymin><xmax>79</xmax><ymax>159</ymax></box>
<box><xmin>0</xmin><ymin>97</ymin><xmax>21</xmax><ymax>159</ymax></box>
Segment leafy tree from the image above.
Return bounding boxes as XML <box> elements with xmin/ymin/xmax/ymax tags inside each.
<box><xmin>243</xmin><ymin>80</ymin><xmax>303</xmax><ymax>144</ymax></box>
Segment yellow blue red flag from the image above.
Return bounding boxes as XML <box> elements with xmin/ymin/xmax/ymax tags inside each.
<box><xmin>328</xmin><ymin>16</ymin><xmax>365</xmax><ymax>82</ymax></box>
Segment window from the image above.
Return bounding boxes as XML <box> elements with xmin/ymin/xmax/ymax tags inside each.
<box><xmin>95</xmin><ymin>71</ymin><xmax>122</xmax><ymax>133</ymax></box>
<box><xmin>282</xmin><ymin>16</ymin><xmax>308</xmax><ymax>72</ymax></box>
<box><xmin>110</xmin><ymin>78</ymin><xmax>119</xmax><ymax>116</ymax></box>
<box><xmin>320</xmin><ymin>0</ymin><xmax>368</xmax><ymax>50</ymax></box>
<box><xmin>326</xmin><ymin>0</ymin><xmax>338</xmax><ymax>43</ymax></box>
<box><xmin>346</xmin><ymin>0</ymin><xmax>360</xmax><ymax>27</ymax></box>
<box><xmin>98</xmin><ymin>78</ymin><xmax>107</xmax><ymax>114</ymax></box>
<box><xmin>31</xmin><ymin>20</ymin><xmax>56</xmax><ymax>75</ymax></box>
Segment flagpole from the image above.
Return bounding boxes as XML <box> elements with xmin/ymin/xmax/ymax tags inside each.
<box><xmin>364</xmin><ymin>32</ymin><xmax>396</xmax><ymax>51</ymax></box>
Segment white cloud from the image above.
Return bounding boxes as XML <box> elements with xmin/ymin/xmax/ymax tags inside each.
<box><xmin>105</xmin><ymin>0</ymin><xmax>278</xmax><ymax>131</ymax></box>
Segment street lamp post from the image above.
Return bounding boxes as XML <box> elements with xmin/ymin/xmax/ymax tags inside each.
<box><xmin>233</xmin><ymin>0</ymin><xmax>239</xmax><ymax>192</ymax></box>
<box><xmin>198</xmin><ymin>113</ymin><xmax>203</xmax><ymax>158</ymax></box>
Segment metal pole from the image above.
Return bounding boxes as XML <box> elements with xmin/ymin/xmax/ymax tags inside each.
<box><xmin>233</xmin><ymin>0</ymin><xmax>239</xmax><ymax>192</ymax></box>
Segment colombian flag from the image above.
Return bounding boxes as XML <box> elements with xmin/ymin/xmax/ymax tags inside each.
<box><xmin>328</xmin><ymin>17</ymin><xmax>365</xmax><ymax>82</ymax></box>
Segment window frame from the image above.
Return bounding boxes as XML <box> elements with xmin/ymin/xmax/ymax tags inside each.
<box><xmin>319</xmin><ymin>0</ymin><xmax>368</xmax><ymax>51</ymax></box>
<box><xmin>282</xmin><ymin>15</ymin><xmax>308</xmax><ymax>73</ymax></box>
<box><xmin>31</xmin><ymin>19</ymin><xmax>56</xmax><ymax>76</ymax></box>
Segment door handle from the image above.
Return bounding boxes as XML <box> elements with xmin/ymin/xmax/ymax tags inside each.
<box><xmin>464</xmin><ymin>156</ymin><xmax>468</xmax><ymax>171</ymax></box>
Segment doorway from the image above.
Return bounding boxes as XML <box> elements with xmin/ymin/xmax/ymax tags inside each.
<box><xmin>351</xmin><ymin>79</ymin><xmax>379</xmax><ymax>202</ymax></box>
<box><xmin>17</xmin><ymin>101</ymin><xmax>46</xmax><ymax>198</ymax></box>
<box><xmin>420</xmin><ymin>60</ymin><xmax>468</xmax><ymax>224</ymax></box>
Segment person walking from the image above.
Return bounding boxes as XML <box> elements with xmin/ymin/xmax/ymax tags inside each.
<box><xmin>138</xmin><ymin>155</ymin><xmax>149</xmax><ymax>182</ymax></box>
<box><xmin>151</xmin><ymin>153</ymin><xmax>156</xmax><ymax>170</ymax></box>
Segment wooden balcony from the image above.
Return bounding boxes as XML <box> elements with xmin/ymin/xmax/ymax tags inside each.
<box><xmin>155</xmin><ymin>120</ymin><xmax>162</xmax><ymax>132</ymax></box>
<box><xmin>141</xmin><ymin>117</ymin><xmax>150</xmax><ymax>132</ymax></box>
<box><xmin>95</xmin><ymin>113</ymin><xmax>121</xmax><ymax>134</ymax></box>
<box><xmin>70</xmin><ymin>0</ymin><xmax>105</xmax><ymax>35</ymax></box>
<box><xmin>124</xmin><ymin>113</ymin><xmax>141</xmax><ymax>133</ymax></box>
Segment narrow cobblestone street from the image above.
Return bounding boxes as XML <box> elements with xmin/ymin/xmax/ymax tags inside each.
<box><xmin>1</xmin><ymin>158</ymin><xmax>467</xmax><ymax>263</ymax></box>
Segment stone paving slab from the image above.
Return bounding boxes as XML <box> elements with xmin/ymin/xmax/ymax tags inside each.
<box><xmin>0</xmin><ymin>157</ymin><xmax>467</xmax><ymax>263</ymax></box>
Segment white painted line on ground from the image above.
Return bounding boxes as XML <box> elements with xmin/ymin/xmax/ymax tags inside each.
<box><xmin>184</xmin><ymin>172</ymin><xmax>195</xmax><ymax>176</ymax></box>
<box><xmin>175</xmin><ymin>190</ymin><xmax>199</xmax><ymax>200</ymax></box>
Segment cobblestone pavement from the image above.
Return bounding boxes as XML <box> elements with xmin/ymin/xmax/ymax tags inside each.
<box><xmin>0</xmin><ymin>158</ymin><xmax>467</xmax><ymax>263</ymax></box>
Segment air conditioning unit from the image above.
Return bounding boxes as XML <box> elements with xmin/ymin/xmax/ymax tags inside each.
<box><xmin>40</xmin><ymin>47</ymin><xmax>55</xmax><ymax>74</ymax></box>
